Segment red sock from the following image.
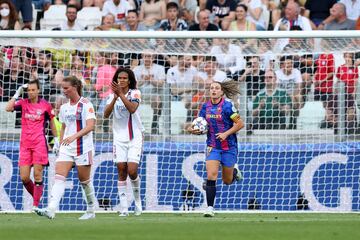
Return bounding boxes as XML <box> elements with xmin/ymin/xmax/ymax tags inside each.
<box><xmin>23</xmin><ymin>180</ymin><xmax>34</xmax><ymax>196</ymax></box>
<box><xmin>33</xmin><ymin>182</ymin><xmax>44</xmax><ymax>207</ymax></box>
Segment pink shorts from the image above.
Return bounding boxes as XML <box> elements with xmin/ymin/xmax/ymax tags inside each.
<box><xmin>19</xmin><ymin>142</ymin><xmax>49</xmax><ymax>166</ymax></box>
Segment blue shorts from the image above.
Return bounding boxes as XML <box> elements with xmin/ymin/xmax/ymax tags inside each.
<box><xmin>205</xmin><ymin>146</ymin><xmax>237</xmax><ymax>167</ymax></box>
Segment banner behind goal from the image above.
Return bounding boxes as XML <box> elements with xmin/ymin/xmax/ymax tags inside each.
<box><xmin>0</xmin><ymin>31</ymin><xmax>360</xmax><ymax>212</ymax></box>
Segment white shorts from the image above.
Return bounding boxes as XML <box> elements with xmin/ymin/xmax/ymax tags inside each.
<box><xmin>113</xmin><ymin>137</ymin><xmax>143</xmax><ymax>164</ymax></box>
<box><xmin>56</xmin><ymin>151</ymin><xmax>94</xmax><ymax>166</ymax></box>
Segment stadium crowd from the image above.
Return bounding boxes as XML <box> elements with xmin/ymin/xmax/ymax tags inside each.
<box><xmin>1</xmin><ymin>0</ymin><xmax>360</xmax><ymax>134</ymax></box>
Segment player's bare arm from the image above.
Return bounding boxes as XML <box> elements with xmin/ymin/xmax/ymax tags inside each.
<box><xmin>61</xmin><ymin>119</ymin><xmax>95</xmax><ymax>146</ymax></box>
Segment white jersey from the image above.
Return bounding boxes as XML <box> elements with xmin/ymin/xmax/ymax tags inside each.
<box><xmin>59</xmin><ymin>97</ymin><xmax>96</xmax><ymax>156</ymax></box>
<box><xmin>107</xmin><ymin>90</ymin><xmax>145</xmax><ymax>142</ymax></box>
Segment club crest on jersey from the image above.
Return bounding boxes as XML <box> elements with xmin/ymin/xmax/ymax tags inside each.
<box><xmin>36</xmin><ymin>110</ymin><xmax>42</xmax><ymax>116</ymax></box>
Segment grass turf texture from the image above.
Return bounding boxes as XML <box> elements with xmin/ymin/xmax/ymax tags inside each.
<box><xmin>1</xmin><ymin>213</ymin><xmax>359</xmax><ymax>240</ymax></box>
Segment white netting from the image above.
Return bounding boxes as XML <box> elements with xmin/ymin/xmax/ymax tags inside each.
<box><xmin>0</xmin><ymin>31</ymin><xmax>360</xmax><ymax>212</ymax></box>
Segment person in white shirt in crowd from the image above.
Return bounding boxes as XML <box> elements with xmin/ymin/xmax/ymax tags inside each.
<box><xmin>104</xmin><ymin>67</ymin><xmax>144</xmax><ymax>217</ymax></box>
<box><xmin>102</xmin><ymin>0</ymin><xmax>133</xmax><ymax>25</ymax></box>
<box><xmin>273</xmin><ymin>1</ymin><xmax>312</xmax><ymax>52</ymax></box>
<box><xmin>210</xmin><ymin>38</ymin><xmax>246</xmax><ymax>76</ymax></box>
<box><xmin>59</xmin><ymin>4</ymin><xmax>84</xmax><ymax>30</ymax></box>
<box><xmin>133</xmin><ymin>50</ymin><xmax>166</xmax><ymax>134</ymax></box>
<box><xmin>166</xmin><ymin>55</ymin><xmax>198</xmax><ymax>101</ymax></box>
<box><xmin>275</xmin><ymin>55</ymin><xmax>303</xmax><ymax>129</ymax></box>
<box><xmin>239</xmin><ymin>0</ymin><xmax>266</xmax><ymax>30</ymax></box>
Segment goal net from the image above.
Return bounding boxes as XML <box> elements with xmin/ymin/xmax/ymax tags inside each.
<box><xmin>0</xmin><ymin>31</ymin><xmax>359</xmax><ymax>212</ymax></box>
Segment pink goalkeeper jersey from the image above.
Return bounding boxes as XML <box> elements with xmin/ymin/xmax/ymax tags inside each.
<box><xmin>14</xmin><ymin>98</ymin><xmax>54</xmax><ymax>146</ymax></box>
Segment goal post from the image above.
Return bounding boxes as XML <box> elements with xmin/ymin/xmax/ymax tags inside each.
<box><xmin>0</xmin><ymin>30</ymin><xmax>360</xmax><ymax>212</ymax></box>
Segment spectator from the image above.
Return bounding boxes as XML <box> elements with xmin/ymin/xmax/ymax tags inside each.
<box><xmin>102</xmin><ymin>0</ymin><xmax>133</xmax><ymax>25</ymax></box>
<box><xmin>32</xmin><ymin>50</ymin><xmax>63</xmax><ymax>98</ymax></box>
<box><xmin>133</xmin><ymin>50</ymin><xmax>166</xmax><ymax>134</ymax></box>
<box><xmin>324</xmin><ymin>3</ymin><xmax>356</xmax><ymax>30</ymax></box>
<box><xmin>170</xmin><ymin>0</ymin><xmax>197</xmax><ymax>24</ymax></box>
<box><xmin>239</xmin><ymin>0</ymin><xmax>266</xmax><ymax>30</ymax></box>
<box><xmin>11</xmin><ymin>0</ymin><xmax>32</xmax><ymax>29</ymax></box>
<box><xmin>95</xmin><ymin>13</ymin><xmax>121</xmax><ymax>30</ymax></box>
<box><xmin>59</xmin><ymin>4</ymin><xmax>84</xmax><ymax>30</ymax></box>
<box><xmin>273</xmin><ymin>1</ymin><xmax>312</xmax><ymax>52</ymax></box>
<box><xmin>0</xmin><ymin>0</ymin><xmax>20</xmax><ymax>30</ymax></box>
<box><xmin>205</xmin><ymin>0</ymin><xmax>236</xmax><ymax>30</ymax></box>
<box><xmin>228</xmin><ymin>4</ymin><xmax>256</xmax><ymax>31</ymax></box>
<box><xmin>120</xmin><ymin>9</ymin><xmax>146</xmax><ymax>31</ymax></box>
<box><xmin>339</xmin><ymin>0</ymin><xmax>360</xmax><ymax>21</ymax></box>
<box><xmin>210</xmin><ymin>38</ymin><xmax>246</xmax><ymax>75</ymax></box>
<box><xmin>252</xmin><ymin>69</ymin><xmax>292</xmax><ymax>130</ymax></box>
<box><xmin>188</xmin><ymin>9</ymin><xmax>219</xmax><ymax>30</ymax></box>
<box><xmin>275</xmin><ymin>55</ymin><xmax>303</xmax><ymax>129</ymax></box>
<box><xmin>1</xmin><ymin>55</ymin><xmax>31</xmax><ymax>127</ymax></box>
<box><xmin>166</xmin><ymin>55</ymin><xmax>197</xmax><ymax>100</ymax></box>
<box><xmin>33</xmin><ymin>0</ymin><xmax>51</xmax><ymax>11</ymax></box>
<box><xmin>158</xmin><ymin>2</ymin><xmax>188</xmax><ymax>31</ymax></box>
<box><xmin>313</xmin><ymin>52</ymin><xmax>336</xmax><ymax>130</ymax></box>
<box><xmin>336</xmin><ymin>52</ymin><xmax>359</xmax><ymax>134</ymax></box>
<box><xmin>94</xmin><ymin>52</ymin><xmax>116</xmax><ymax>132</ymax></box>
<box><xmin>304</xmin><ymin>0</ymin><xmax>337</xmax><ymax>27</ymax></box>
<box><xmin>236</xmin><ymin>56</ymin><xmax>265</xmax><ymax>99</ymax></box>
<box><xmin>139</xmin><ymin>0</ymin><xmax>166</xmax><ymax>30</ymax></box>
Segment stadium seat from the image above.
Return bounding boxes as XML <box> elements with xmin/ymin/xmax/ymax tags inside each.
<box><xmin>0</xmin><ymin>102</ymin><xmax>15</xmax><ymax>129</ymax></box>
<box><xmin>40</xmin><ymin>5</ymin><xmax>67</xmax><ymax>30</ymax></box>
<box><xmin>77</xmin><ymin>7</ymin><xmax>102</xmax><ymax>30</ymax></box>
<box><xmin>297</xmin><ymin>101</ymin><xmax>326</xmax><ymax>130</ymax></box>
<box><xmin>43</xmin><ymin>5</ymin><xmax>66</xmax><ymax>19</ymax></box>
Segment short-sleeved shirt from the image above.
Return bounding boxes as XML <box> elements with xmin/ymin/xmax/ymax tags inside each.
<box><xmin>336</xmin><ymin>64</ymin><xmax>359</xmax><ymax>94</ymax></box>
<box><xmin>102</xmin><ymin>0</ymin><xmax>133</xmax><ymax>24</ymax></box>
<box><xmin>14</xmin><ymin>98</ymin><xmax>54</xmax><ymax>146</ymax></box>
<box><xmin>188</xmin><ymin>23</ymin><xmax>219</xmax><ymax>31</ymax></box>
<box><xmin>106</xmin><ymin>90</ymin><xmax>145</xmax><ymax>142</ymax></box>
<box><xmin>324</xmin><ymin>19</ymin><xmax>356</xmax><ymax>30</ymax></box>
<box><xmin>59</xmin><ymin>97</ymin><xmax>96</xmax><ymax>156</ymax></box>
<box><xmin>314</xmin><ymin>54</ymin><xmax>335</xmax><ymax>93</ymax></box>
<box><xmin>206</xmin><ymin>0</ymin><xmax>237</xmax><ymax>19</ymax></box>
<box><xmin>275</xmin><ymin>68</ymin><xmax>303</xmax><ymax>94</ymax></box>
<box><xmin>199</xmin><ymin>98</ymin><xmax>239</xmax><ymax>150</ymax></box>
<box><xmin>253</xmin><ymin>88</ymin><xmax>292</xmax><ymax>121</ymax></box>
<box><xmin>159</xmin><ymin>19</ymin><xmax>188</xmax><ymax>31</ymax></box>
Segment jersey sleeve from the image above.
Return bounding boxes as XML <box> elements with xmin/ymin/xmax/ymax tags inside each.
<box><xmin>198</xmin><ymin>103</ymin><xmax>207</xmax><ymax>118</ymax></box>
<box><xmin>224</xmin><ymin>101</ymin><xmax>240</xmax><ymax>122</ymax></box>
<box><xmin>46</xmin><ymin>101</ymin><xmax>55</xmax><ymax>120</ymax></box>
<box><xmin>106</xmin><ymin>94</ymin><xmax>114</xmax><ymax>105</ymax></box>
<box><xmin>59</xmin><ymin>104</ymin><xmax>65</xmax><ymax>124</ymax></box>
<box><xmin>130</xmin><ymin>89</ymin><xmax>141</xmax><ymax>103</ymax></box>
<box><xmin>13</xmin><ymin>99</ymin><xmax>25</xmax><ymax>111</ymax></box>
<box><xmin>84</xmin><ymin>101</ymin><xmax>96</xmax><ymax>120</ymax></box>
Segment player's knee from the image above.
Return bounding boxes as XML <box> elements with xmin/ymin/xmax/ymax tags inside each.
<box><xmin>21</xmin><ymin>177</ymin><xmax>31</xmax><ymax>184</ymax></box>
<box><xmin>128</xmin><ymin>171</ymin><xmax>138</xmax><ymax>180</ymax></box>
<box><xmin>223</xmin><ymin>177</ymin><xmax>233</xmax><ymax>185</ymax></box>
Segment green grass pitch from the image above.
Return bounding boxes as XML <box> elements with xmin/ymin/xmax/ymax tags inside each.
<box><xmin>1</xmin><ymin>213</ymin><xmax>360</xmax><ymax>240</ymax></box>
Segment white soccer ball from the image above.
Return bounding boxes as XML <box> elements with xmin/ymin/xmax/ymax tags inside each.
<box><xmin>192</xmin><ymin>117</ymin><xmax>208</xmax><ymax>134</ymax></box>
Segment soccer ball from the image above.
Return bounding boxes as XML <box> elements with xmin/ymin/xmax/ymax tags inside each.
<box><xmin>192</xmin><ymin>117</ymin><xmax>208</xmax><ymax>134</ymax></box>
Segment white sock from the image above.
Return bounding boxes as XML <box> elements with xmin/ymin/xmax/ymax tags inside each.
<box><xmin>118</xmin><ymin>180</ymin><xmax>128</xmax><ymax>212</ymax></box>
<box><xmin>48</xmin><ymin>174</ymin><xmax>66</xmax><ymax>211</ymax></box>
<box><xmin>80</xmin><ymin>179</ymin><xmax>96</xmax><ymax>212</ymax></box>
<box><xmin>130</xmin><ymin>176</ymin><xmax>141</xmax><ymax>204</ymax></box>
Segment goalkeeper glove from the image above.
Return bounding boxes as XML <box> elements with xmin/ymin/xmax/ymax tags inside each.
<box><xmin>13</xmin><ymin>84</ymin><xmax>28</xmax><ymax>99</ymax></box>
<box><xmin>53</xmin><ymin>137</ymin><xmax>60</xmax><ymax>155</ymax></box>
